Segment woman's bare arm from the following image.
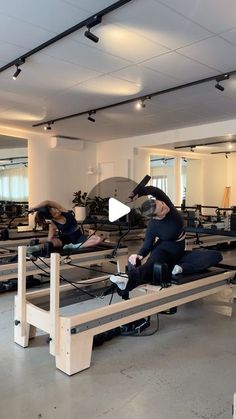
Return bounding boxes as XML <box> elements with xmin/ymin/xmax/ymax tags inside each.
<box><xmin>48</xmin><ymin>223</ymin><xmax>58</xmax><ymax>241</ymax></box>
<box><xmin>29</xmin><ymin>200</ymin><xmax>67</xmax><ymax>212</ymax></box>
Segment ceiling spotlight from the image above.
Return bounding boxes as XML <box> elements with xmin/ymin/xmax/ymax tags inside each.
<box><xmin>190</xmin><ymin>146</ymin><xmax>195</xmax><ymax>152</ymax></box>
<box><xmin>12</xmin><ymin>58</ymin><xmax>25</xmax><ymax>80</ymax></box>
<box><xmin>84</xmin><ymin>15</ymin><xmax>102</xmax><ymax>43</ymax></box>
<box><xmin>84</xmin><ymin>28</ymin><xmax>99</xmax><ymax>43</ymax></box>
<box><xmin>225</xmin><ymin>153</ymin><xmax>229</xmax><ymax>159</ymax></box>
<box><xmin>136</xmin><ymin>95</ymin><xmax>151</xmax><ymax>110</ymax></box>
<box><xmin>44</xmin><ymin>122</ymin><xmax>53</xmax><ymax>131</ymax></box>
<box><xmin>88</xmin><ymin>111</ymin><xmax>96</xmax><ymax>122</ymax></box>
<box><xmin>13</xmin><ymin>66</ymin><xmax>21</xmax><ymax>80</ymax></box>
<box><xmin>215</xmin><ymin>74</ymin><xmax>230</xmax><ymax>91</ymax></box>
<box><xmin>136</xmin><ymin>99</ymin><xmax>146</xmax><ymax>109</ymax></box>
<box><xmin>215</xmin><ymin>82</ymin><xmax>224</xmax><ymax>91</ymax></box>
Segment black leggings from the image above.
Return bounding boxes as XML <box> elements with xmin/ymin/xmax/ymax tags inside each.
<box><xmin>127</xmin><ymin>240</ymin><xmax>185</xmax><ymax>291</ymax></box>
<box><xmin>177</xmin><ymin>249</ymin><xmax>222</xmax><ymax>274</ymax></box>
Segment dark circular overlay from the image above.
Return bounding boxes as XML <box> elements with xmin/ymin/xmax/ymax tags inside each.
<box><xmin>86</xmin><ymin>176</ymin><xmax>139</xmax><ymax>220</ymax></box>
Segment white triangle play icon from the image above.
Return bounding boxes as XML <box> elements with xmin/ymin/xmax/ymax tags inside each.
<box><xmin>109</xmin><ymin>197</ymin><xmax>130</xmax><ymax>222</ymax></box>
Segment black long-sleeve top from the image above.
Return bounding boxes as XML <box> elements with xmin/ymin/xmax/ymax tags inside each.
<box><xmin>138</xmin><ymin>186</ymin><xmax>184</xmax><ymax>258</ymax></box>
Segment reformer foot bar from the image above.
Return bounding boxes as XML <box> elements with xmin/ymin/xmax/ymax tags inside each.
<box><xmin>14</xmin><ymin>247</ymin><xmax>235</xmax><ymax>376</ymax></box>
<box><xmin>0</xmin><ymin>242</ymin><xmax>128</xmax><ymax>283</ymax></box>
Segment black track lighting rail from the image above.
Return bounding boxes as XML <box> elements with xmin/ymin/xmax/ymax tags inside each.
<box><xmin>32</xmin><ymin>70</ymin><xmax>236</xmax><ymax>128</ymax></box>
<box><xmin>0</xmin><ymin>0</ymin><xmax>133</xmax><ymax>74</ymax></box>
<box><xmin>0</xmin><ymin>162</ymin><xmax>28</xmax><ymax>168</ymax></box>
<box><xmin>0</xmin><ymin>157</ymin><xmax>27</xmax><ymax>162</ymax></box>
<box><xmin>33</xmin><ymin>94</ymin><xmax>153</xmax><ymax>127</ymax></box>
<box><xmin>211</xmin><ymin>150</ymin><xmax>236</xmax><ymax>155</ymax></box>
<box><xmin>150</xmin><ymin>157</ymin><xmax>174</xmax><ymax>162</ymax></box>
<box><xmin>174</xmin><ymin>139</ymin><xmax>236</xmax><ymax>150</ymax></box>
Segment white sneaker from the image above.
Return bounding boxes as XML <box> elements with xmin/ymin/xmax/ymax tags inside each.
<box><xmin>26</xmin><ymin>254</ymin><xmax>37</xmax><ymax>261</ymax></box>
<box><xmin>110</xmin><ymin>274</ymin><xmax>129</xmax><ymax>290</ymax></box>
<box><xmin>172</xmin><ymin>265</ymin><xmax>183</xmax><ymax>275</ymax></box>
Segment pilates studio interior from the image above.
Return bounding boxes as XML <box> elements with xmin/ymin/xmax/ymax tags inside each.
<box><xmin>2</xmin><ymin>1</ymin><xmax>236</xmax><ymax>418</ymax></box>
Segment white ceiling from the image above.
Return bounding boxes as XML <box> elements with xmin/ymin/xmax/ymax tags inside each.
<box><xmin>1</xmin><ymin>0</ymin><xmax>236</xmax><ymax>149</ymax></box>
<box><xmin>150</xmin><ymin>134</ymin><xmax>236</xmax><ymax>157</ymax></box>
<box><xmin>0</xmin><ymin>134</ymin><xmax>27</xmax><ymax>149</ymax></box>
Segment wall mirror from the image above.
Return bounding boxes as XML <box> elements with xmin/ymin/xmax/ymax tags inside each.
<box><xmin>0</xmin><ymin>134</ymin><xmax>28</xmax><ymax>222</ymax></box>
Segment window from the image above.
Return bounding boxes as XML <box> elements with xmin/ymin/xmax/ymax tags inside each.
<box><xmin>0</xmin><ymin>166</ymin><xmax>28</xmax><ymax>201</ymax></box>
<box><xmin>151</xmin><ymin>175</ymin><xmax>168</xmax><ymax>193</ymax></box>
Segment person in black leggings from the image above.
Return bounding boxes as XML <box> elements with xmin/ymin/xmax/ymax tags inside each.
<box><xmin>110</xmin><ymin>185</ymin><xmax>186</xmax><ymax>291</ymax></box>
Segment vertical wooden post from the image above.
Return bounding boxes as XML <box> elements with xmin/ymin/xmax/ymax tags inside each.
<box><xmin>49</xmin><ymin>253</ymin><xmax>60</xmax><ymax>356</ymax></box>
<box><xmin>14</xmin><ymin>246</ymin><xmax>29</xmax><ymax>347</ymax></box>
<box><xmin>221</xmin><ymin>186</ymin><xmax>231</xmax><ymax>208</ymax></box>
<box><xmin>233</xmin><ymin>393</ymin><xmax>236</xmax><ymax>419</ymax></box>
<box><xmin>174</xmin><ymin>156</ymin><xmax>182</xmax><ymax>206</ymax></box>
<box><xmin>117</xmin><ymin>254</ymin><xmax>127</xmax><ymax>273</ymax></box>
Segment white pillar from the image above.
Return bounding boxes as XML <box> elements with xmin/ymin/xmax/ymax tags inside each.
<box><xmin>174</xmin><ymin>157</ymin><xmax>182</xmax><ymax>206</ymax></box>
<box><xmin>133</xmin><ymin>148</ymin><xmax>150</xmax><ymax>183</ymax></box>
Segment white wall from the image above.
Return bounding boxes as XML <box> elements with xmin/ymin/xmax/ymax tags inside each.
<box><xmin>202</xmin><ymin>155</ymin><xmax>236</xmax><ymax>207</ymax></box>
<box><xmin>186</xmin><ymin>154</ymin><xmax>236</xmax><ymax>209</ymax></box>
<box><xmin>226</xmin><ymin>155</ymin><xmax>236</xmax><ymax>204</ymax></box>
<box><xmin>202</xmin><ymin>157</ymin><xmax>226</xmax><ymax>207</ymax></box>
<box><xmin>186</xmin><ymin>159</ymin><xmax>203</xmax><ymax>206</ymax></box>
<box><xmin>27</xmin><ymin>133</ymin><xmax>97</xmax><ymax>210</ymax></box>
<box><xmin>97</xmin><ymin>118</ymin><xmax>236</xmax><ymax>206</ymax></box>
<box><xmin>133</xmin><ymin>148</ymin><xmax>150</xmax><ymax>182</ymax></box>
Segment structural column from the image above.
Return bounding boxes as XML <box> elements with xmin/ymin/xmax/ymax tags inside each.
<box><xmin>174</xmin><ymin>157</ymin><xmax>182</xmax><ymax>206</ymax></box>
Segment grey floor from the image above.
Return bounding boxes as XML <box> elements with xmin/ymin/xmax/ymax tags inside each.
<box><xmin>0</xmin><ymin>243</ymin><xmax>236</xmax><ymax>419</ymax></box>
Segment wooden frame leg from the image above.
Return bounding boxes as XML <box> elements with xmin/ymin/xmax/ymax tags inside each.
<box><xmin>14</xmin><ymin>246</ymin><xmax>29</xmax><ymax>347</ymax></box>
<box><xmin>55</xmin><ymin>318</ymin><xmax>93</xmax><ymax>375</ymax></box>
<box><xmin>14</xmin><ymin>324</ymin><xmax>30</xmax><ymax>347</ymax></box>
<box><xmin>14</xmin><ymin>301</ymin><xmax>30</xmax><ymax>348</ymax></box>
<box><xmin>14</xmin><ymin>297</ymin><xmax>37</xmax><ymax>347</ymax></box>
<box><xmin>117</xmin><ymin>254</ymin><xmax>127</xmax><ymax>273</ymax></box>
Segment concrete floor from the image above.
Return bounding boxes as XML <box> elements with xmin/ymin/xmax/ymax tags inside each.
<box><xmin>0</xmin><ymin>244</ymin><xmax>236</xmax><ymax>419</ymax></box>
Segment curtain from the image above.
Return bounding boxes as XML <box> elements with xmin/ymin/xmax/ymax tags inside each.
<box><xmin>151</xmin><ymin>175</ymin><xmax>168</xmax><ymax>194</ymax></box>
<box><xmin>0</xmin><ymin>166</ymin><xmax>28</xmax><ymax>201</ymax></box>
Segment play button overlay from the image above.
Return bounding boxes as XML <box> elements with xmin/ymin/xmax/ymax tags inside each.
<box><xmin>85</xmin><ymin>176</ymin><xmax>139</xmax><ymax>221</ymax></box>
<box><xmin>108</xmin><ymin>197</ymin><xmax>130</xmax><ymax>222</ymax></box>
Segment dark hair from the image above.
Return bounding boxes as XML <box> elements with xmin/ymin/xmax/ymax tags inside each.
<box><xmin>140</xmin><ymin>199</ymin><xmax>156</xmax><ymax>218</ymax></box>
<box><xmin>34</xmin><ymin>206</ymin><xmax>52</xmax><ymax>226</ymax></box>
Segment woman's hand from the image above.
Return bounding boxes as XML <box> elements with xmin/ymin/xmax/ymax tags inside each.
<box><xmin>128</xmin><ymin>254</ymin><xmax>143</xmax><ymax>265</ymax></box>
<box><xmin>28</xmin><ymin>208</ymin><xmax>36</xmax><ymax>214</ymax></box>
<box><xmin>128</xmin><ymin>192</ymin><xmax>139</xmax><ymax>202</ymax></box>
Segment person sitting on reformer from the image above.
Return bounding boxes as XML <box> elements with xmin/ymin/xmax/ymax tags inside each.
<box><xmin>27</xmin><ymin>200</ymin><xmax>103</xmax><ymax>257</ymax></box>
<box><xmin>110</xmin><ymin>185</ymin><xmax>222</xmax><ymax>293</ymax></box>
